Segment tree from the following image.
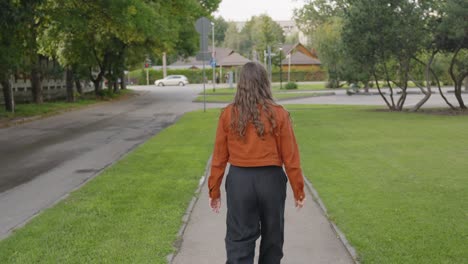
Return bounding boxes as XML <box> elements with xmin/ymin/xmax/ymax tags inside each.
<box><xmin>294</xmin><ymin>0</ymin><xmax>367</xmax><ymax>89</ymax></box>
<box><xmin>17</xmin><ymin>0</ymin><xmax>50</xmax><ymax>104</ymax></box>
<box><xmin>294</xmin><ymin>0</ymin><xmax>348</xmax><ymax>35</ymax></box>
<box><xmin>223</xmin><ymin>22</ymin><xmax>242</xmax><ymax>51</ymax></box>
<box><xmin>238</xmin><ymin>15</ymin><xmax>285</xmax><ymax>60</ymax></box>
<box><xmin>210</xmin><ymin>16</ymin><xmax>229</xmax><ymax>46</ymax></box>
<box><xmin>342</xmin><ymin>0</ymin><xmax>429</xmax><ymax>111</ymax></box>
<box><xmin>313</xmin><ymin>17</ymin><xmax>346</xmax><ymax>88</ymax></box>
<box><xmin>0</xmin><ymin>0</ymin><xmax>22</xmax><ymax>112</ymax></box>
<box><xmin>436</xmin><ymin>0</ymin><xmax>468</xmax><ymax>109</ymax></box>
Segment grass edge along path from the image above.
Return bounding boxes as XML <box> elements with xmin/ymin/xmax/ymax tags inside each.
<box><xmin>289</xmin><ymin>105</ymin><xmax>467</xmax><ymax>264</ymax></box>
<box><xmin>0</xmin><ymin>109</ymin><xmax>219</xmax><ymax>263</ymax></box>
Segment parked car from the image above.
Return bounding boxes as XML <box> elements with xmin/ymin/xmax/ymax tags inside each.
<box><xmin>154</xmin><ymin>75</ymin><xmax>189</xmax><ymax>86</ymax></box>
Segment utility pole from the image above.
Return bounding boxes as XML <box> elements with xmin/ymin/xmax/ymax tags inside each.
<box><xmin>267</xmin><ymin>45</ymin><xmax>272</xmax><ymax>82</ymax></box>
<box><xmin>211</xmin><ymin>22</ymin><xmax>216</xmax><ymax>92</ymax></box>
<box><xmin>162</xmin><ymin>52</ymin><xmax>167</xmax><ymax>78</ymax></box>
<box><xmin>279</xmin><ymin>47</ymin><xmax>283</xmax><ymax>89</ymax></box>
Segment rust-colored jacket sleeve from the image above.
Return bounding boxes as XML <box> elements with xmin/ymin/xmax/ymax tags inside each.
<box><xmin>279</xmin><ymin>110</ymin><xmax>305</xmax><ymax>201</ymax></box>
<box><xmin>208</xmin><ymin>109</ymin><xmax>229</xmax><ymax>199</ymax></box>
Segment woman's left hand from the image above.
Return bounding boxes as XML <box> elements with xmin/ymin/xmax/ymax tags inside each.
<box><xmin>209</xmin><ymin>198</ymin><xmax>221</xmax><ymax>213</ymax></box>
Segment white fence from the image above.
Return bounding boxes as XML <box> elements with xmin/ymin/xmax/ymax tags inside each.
<box><xmin>0</xmin><ymin>75</ymin><xmax>94</xmax><ymax>104</ymax></box>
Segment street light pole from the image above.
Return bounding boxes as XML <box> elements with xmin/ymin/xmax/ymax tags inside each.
<box><xmin>211</xmin><ymin>22</ymin><xmax>216</xmax><ymax>92</ymax></box>
<box><xmin>279</xmin><ymin>47</ymin><xmax>283</xmax><ymax>89</ymax></box>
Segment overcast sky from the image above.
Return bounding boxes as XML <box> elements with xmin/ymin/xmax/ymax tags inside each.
<box><xmin>213</xmin><ymin>0</ymin><xmax>305</xmax><ymax>21</ymax></box>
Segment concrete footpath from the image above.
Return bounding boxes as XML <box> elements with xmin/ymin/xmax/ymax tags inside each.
<box><xmin>172</xmin><ymin>164</ymin><xmax>356</xmax><ymax>264</ymax></box>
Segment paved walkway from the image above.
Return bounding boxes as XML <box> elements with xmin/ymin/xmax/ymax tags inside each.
<box><xmin>172</xmin><ymin>165</ymin><xmax>355</xmax><ymax>264</ymax></box>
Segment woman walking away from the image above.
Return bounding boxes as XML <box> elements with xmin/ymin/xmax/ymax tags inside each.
<box><xmin>208</xmin><ymin>62</ymin><xmax>306</xmax><ymax>264</ymax></box>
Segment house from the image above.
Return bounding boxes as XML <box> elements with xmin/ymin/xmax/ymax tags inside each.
<box><xmin>169</xmin><ymin>47</ymin><xmax>245</xmax><ymax>70</ymax></box>
<box><xmin>169</xmin><ymin>47</ymin><xmax>251</xmax><ymax>83</ymax></box>
<box><xmin>280</xmin><ymin>43</ymin><xmax>322</xmax><ymax>72</ymax></box>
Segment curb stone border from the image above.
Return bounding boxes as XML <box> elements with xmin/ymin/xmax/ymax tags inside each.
<box><xmin>167</xmin><ymin>155</ymin><xmax>212</xmax><ymax>264</ymax></box>
<box><xmin>303</xmin><ymin>176</ymin><xmax>360</xmax><ymax>264</ymax></box>
<box><xmin>192</xmin><ymin>92</ymin><xmax>336</xmax><ymax>104</ymax></box>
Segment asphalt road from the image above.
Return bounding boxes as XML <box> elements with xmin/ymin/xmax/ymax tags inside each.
<box><xmin>0</xmin><ymin>83</ymin><xmax>465</xmax><ymax>239</ymax></box>
<box><xmin>0</xmin><ymin>84</ymin><xmax>209</xmax><ymax>239</ymax></box>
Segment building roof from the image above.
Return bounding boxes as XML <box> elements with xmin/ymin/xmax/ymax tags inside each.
<box><xmin>281</xmin><ymin>44</ymin><xmax>297</xmax><ymax>56</ymax></box>
<box><xmin>169</xmin><ymin>47</ymin><xmax>234</xmax><ymax>69</ymax></box>
<box><xmin>281</xmin><ymin>51</ymin><xmax>321</xmax><ymax>65</ymax></box>
<box><xmin>219</xmin><ymin>52</ymin><xmax>251</xmax><ymax>66</ymax></box>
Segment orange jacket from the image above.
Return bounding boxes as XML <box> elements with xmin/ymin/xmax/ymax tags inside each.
<box><xmin>208</xmin><ymin>104</ymin><xmax>305</xmax><ymax>201</ymax></box>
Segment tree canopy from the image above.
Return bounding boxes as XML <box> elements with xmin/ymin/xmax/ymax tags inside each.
<box><xmin>0</xmin><ymin>0</ymin><xmax>221</xmax><ymax>111</ymax></box>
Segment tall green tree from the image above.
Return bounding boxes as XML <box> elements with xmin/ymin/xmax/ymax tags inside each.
<box><xmin>223</xmin><ymin>22</ymin><xmax>242</xmax><ymax>51</ymax></box>
<box><xmin>19</xmin><ymin>0</ymin><xmax>49</xmax><ymax>104</ymax></box>
<box><xmin>436</xmin><ymin>0</ymin><xmax>468</xmax><ymax>109</ymax></box>
<box><xmin>239</xmin><ymin>15</ymin><xmax>285</xmax><ymax>60</ymax></box>
<box><xmin>342</xmin><ymin>0</ymin><xmax>429</xmax><ymax>111</ymax></box>
<box><xmin>0</xmin><ymin>1</ymin><xmax>22</xmax><ymax>112</ymax></box>
<box><xmin>210</xmin><ymin>16</ymin><xmax>229</xmax><ymax>46</ymax></box>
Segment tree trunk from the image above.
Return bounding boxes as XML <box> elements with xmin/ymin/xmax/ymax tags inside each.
<box><xmin>92</xmin><ymin>80</ymin><xmax>101</xmax><ymax>95</ymax></box>
<box><xmin>364</xmin><ymin>81</ymin><xmax>369</xmax><ymax>93</ymax></box>
<box><xmin>75</xmin><ymin>79</ymin><xmax>83</xmax><ymax>95</ymax></box>
<box><xmin>373</xmin><ymin>71</ymin><xmax>393</xmax><ymax>110</ymax></box>
<box><xmin>449</xmin><ymin>45</ymin><xmax>466</xmax><ymax>109</ymax></box>
<box><xmin>120</xmin><ymin>71</ymin><xmax>126</xmax><ymax>90</ymax></box>
<box><xmin>113</xmin><ymin>80</ymin><xmax>119</xmax><ymax>93</ymax></box>
<box><xmin>1</xmin><ymin>73</ymin><xmax>14</xmax><ymax>112</ymax></box>
<box><xmin>464</xmin><ymin>76</ymin><xmax>468</xmax><ymax>92</ymax></box>
<box><xmin>30</xmin><ymin>64</ymin><xmax>43</xmax><ymax>104</ymax></box>
<box><xmin>91</xmin><ymin>67</ymin><xmax>104</xmax><ymax>96</ymax></box>
<box><xmin>66</xmin><ymin>67</ymin><xmax>75</xmax><ymax>102</ymax></box>
<box><xmin>412</xmin><ymin>53</ymin><xmax>436</xmax><ymax>112</ymax></box>
<box><xmin>382</xmin><ymin>62</ymin><xmax>396</xmax><ymax>109</ymax></box>
<box><xmin>454</xmin><ymin>82</ymin><xmax>466</xmax><ymax>109</ymax></box>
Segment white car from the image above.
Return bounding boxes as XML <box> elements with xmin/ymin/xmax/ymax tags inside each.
<box><xmin>154</xmin><ymin>75</ymin><xmax>189</xmax><ymax>86</ymax></box>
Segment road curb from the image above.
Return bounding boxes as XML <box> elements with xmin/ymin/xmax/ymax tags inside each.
<box><xmin>167</xmin><ymin>155</ymin><xmax>212</xmax><ymax>264</ymax></box>
<box><xmin>192</xmin><ymin>92</ymin><xmax>336</xmax><ymax>104</ymax></box>
<box><xmin>303</xmin><ymin>176</ymin><xmax>360</xmax><ymax>264</ymax></box>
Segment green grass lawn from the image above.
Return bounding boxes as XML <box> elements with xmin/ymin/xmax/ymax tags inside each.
<box><xmin>289</xmin><ymin>105</ymin><xmax>467</xmax><ymax>264</ymax></box>
<box><xmin>0</xmin><ymin>109</ymin><xmax>219</xmax><ymax>263</ymax></box>
<box><xmin>194</xmin><ymin>92</ymin><xmax>328</xmax><ymax>103</ymax></box>
<box><xmin>0</xmin><ymin>89</ymin><xmax>133</xmax><ymax>120</ymax></box>
<box><xmin>0</xmin><ymin>105</ymin><xmax>465</xmax><ymax>263</ymax></box>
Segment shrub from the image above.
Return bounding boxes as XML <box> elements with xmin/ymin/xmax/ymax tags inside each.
<box><xmin>285</xmin><ymin>82</ymin><xmax>298</xmax><ymax>90</ymax></box>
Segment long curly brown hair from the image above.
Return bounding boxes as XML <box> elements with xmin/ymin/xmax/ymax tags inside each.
<box><xmin>230</xmin><ymin>62</ymin><xmax>278</xmax><ymax>139</ymax></box>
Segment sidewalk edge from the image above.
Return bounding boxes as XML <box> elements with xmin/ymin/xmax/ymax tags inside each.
<box><xmin>303</xmin><ymin>176</ymin><xmax>360</xmax><ymax>264</ymax></box>
<box><xmin>166</xmin><ymin>155</ymin><xmax>213</xmax><ymax>264</ymax></box>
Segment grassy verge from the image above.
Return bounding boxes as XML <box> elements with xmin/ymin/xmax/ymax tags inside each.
<box><xmin>200</xmin><ymin>83</ymin><xmax>334</xmax><ymax>95</ymax></box>
<box><xmin>0</xmin><ymin>109</ymin><xmax>219</xmax><ymax>263</ymax></box>
<box><xmin>194</xmin><ymin>92</ymin><xmax>329</xmax><ymax>103</ymax></box>
<box><xmin>289</xmin><ymin>105</ymin><xmax>467</xmax><ymax>264</ymax></box>
<box><xmin>0</xmin><ymin>89</ymin><xmax>133</xmax><ymax>121</ymax></box>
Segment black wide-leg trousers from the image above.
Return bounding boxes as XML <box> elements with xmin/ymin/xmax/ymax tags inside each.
<box><xmin>225</xmin><ymin>165</ymin><xmax>287</xmax><ymax>264</ymax></box>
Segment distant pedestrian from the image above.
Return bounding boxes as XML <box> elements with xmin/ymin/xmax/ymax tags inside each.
<box><xmin>208</xmin><ymin>62</ymin><xmax>306</xmax><ymax>264</ymax></box>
